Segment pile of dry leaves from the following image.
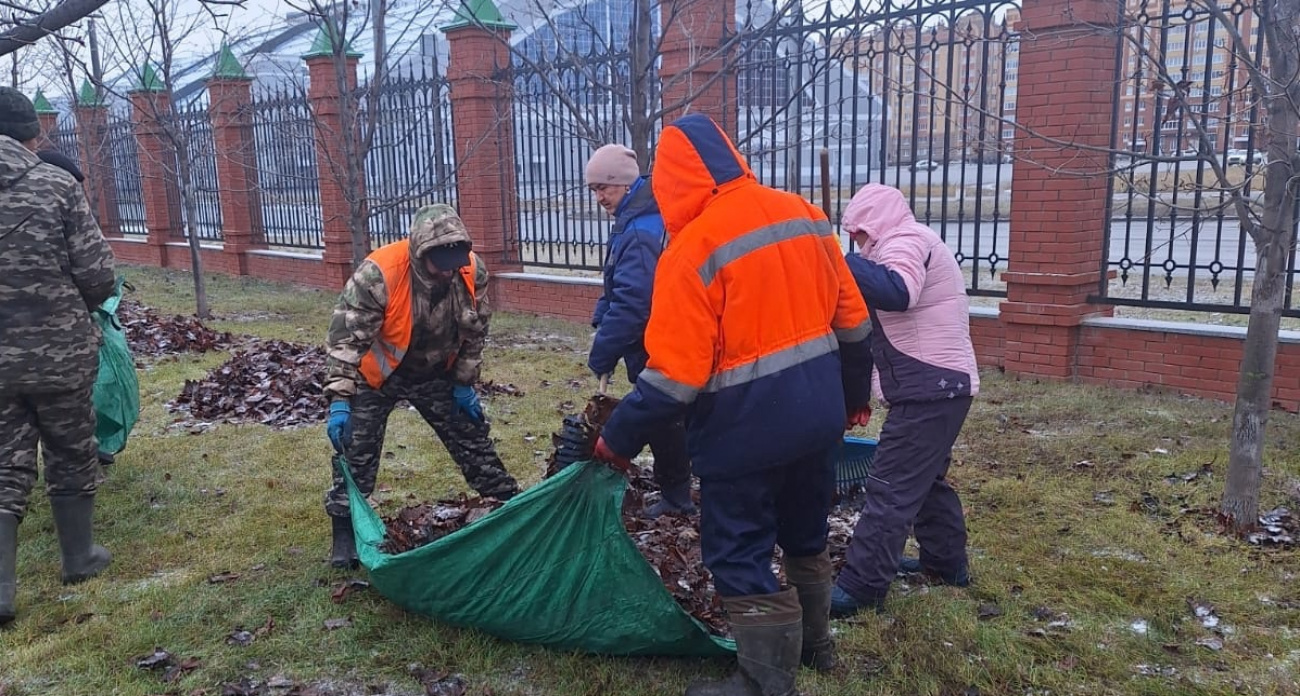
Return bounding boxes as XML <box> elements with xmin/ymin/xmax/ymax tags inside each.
<box><xmin>119</xmin><ymin>299</ymin><xmax>234</xmax><ymax>356</ymax></box>
<box><xmin>170</xmin><ymin>340</ymin><xmax>329</xmax><ymax>428</ymax></box>
<box><xmin>380</xmin><ymin>494</ymin><xmax>507</xmax><ymax>554</ymax></box>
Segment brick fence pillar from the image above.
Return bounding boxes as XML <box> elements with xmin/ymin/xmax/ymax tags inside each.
<box><xmin>659</xmin><ymin>0</ymin><xmax>738</xmax><ymax>138</ymax></box>
<box><xmin>208</xmin><ymin>45</ymin><xmax>263</xmax><ymax>275</ymax></box>
<box><xmin>304</xmin><ymin>29</ymin><xmax>364</xmax><ymax>288</ymax></box>
<box><xmin>73</xmin><ymin>80</ymin><xmax>121</xmax><ymax>239</ymax></box>
<box><xmin>130</xmin><ymin>66</ymin><xmax>183</xmax><ymax>265</ymax></box>
<box><xmin>441</xmin><ymin>1</ymin><xmax>522</xmax><ymax>272</ymax></box>
<box><xmin>1000</xmin><ymin>0</ymin><xmax>1118</xmax><ymax>379</ymax></box>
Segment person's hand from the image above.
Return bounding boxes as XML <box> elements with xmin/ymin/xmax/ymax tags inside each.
<box><xmin>847</xmin><ymin>405</ymin><xmax>872</xmax><ymax>429</ymax></box>
<box><xmin>327</xmin><ymin>400</ymin><xmax>353</xmax><ymax>453</ymax></box>
<box><xmin>453</xmin><ymin>384</ymin><xmax>485</xmax><ymax>423</ymax></box>
<box><xmin>593</xmin><ymin>436</ymin><xmax>633</xmax><ymax>474</ymax></box>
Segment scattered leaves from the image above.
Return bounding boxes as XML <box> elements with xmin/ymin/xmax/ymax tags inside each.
<box><xmin>410</xmin><ymin>667</ymin><xmax>469</xmax><ymax>696</ymax></box>
<box><xmin>1247</xmin><ymin>507</ymin><xmax>1296</xmax><ymax>546</ymax></box>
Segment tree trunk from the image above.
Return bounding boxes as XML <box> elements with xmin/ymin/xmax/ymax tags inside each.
<box><xmin>1220</xmin><ymin>0</ymin><xmax>1300</xmax><ymax>533</ymax></box>
<box><xmin>173</xmin><ymin>135</ymin><xmax>210</xmax><ymax>320</ymax></box>
<box><xmin>627</xmin><ymin>0</ymin><xmax>654</xmax><ymax>168</ymax></box>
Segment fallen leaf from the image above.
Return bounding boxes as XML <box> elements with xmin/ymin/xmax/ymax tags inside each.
<box><xmin>330</xmin><ymin>579</ymin><xmax>371</xmax><ymax>603</ymax></box>
<box><xmin>207</xmin><ymin>572</ymin><xmax>241</xmax><ymax>584</ymax></box>
<box><xmin>323</xmin><ymin>617</ymin><xmax>352</xmax><ymax>630</ymax></box>
<box><xmin>977</xmin><ymin>603</ymin><xmax>1002</xmax><ymax>620</ymax></box>
<box><xmin>266</xmin><ymin>674</ymin><xmax>296</xmax><ymax>688</ymax></box>
<box><xmin>1196</xmin><ymin>636</ymin><xmax>1225</xmax><ymax>651</ymax></box>
<box><xmin>226</xmin><ymin>629</ymin><xmax>254</xmax><ymax>646</ymax></box>
<box><xmin>162</xmin><ymin>656</ymin><xmax>202</xmax><ymax>682</ymax></box>
<box><xmin>136</xmin><ymin>647</ymin><xmax>174</xmax><ymax>670</ymax></box>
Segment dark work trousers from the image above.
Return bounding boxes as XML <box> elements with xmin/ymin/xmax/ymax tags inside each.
<box><xmin>699</xmin><ymin>443</ymin><xmax>837</xmax><ymax>597</ymax></box>
<box><xmin>324</xmin><ymin>375</ymin><xmax>519</xmax><ymax>518</ymax></box>
<box><xmin>0</xmin><ymin>385</ymin><xmax>100</xmax><ymax>519</ymax></box>
<box><xmin>836</xmin><ymin>396</ymin><xmax>973</xmax><ymax>603</ymax></box>
<box><xmin>645</xmin><ymin>417</ymin><xmax>691</xmax><ymax>488</ymax></box>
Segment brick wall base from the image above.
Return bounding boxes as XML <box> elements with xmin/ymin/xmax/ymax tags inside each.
<box><xmin>109</xmin><ymin>255</ymin><xmax>1297</xmax><ymax>413</ymax></box>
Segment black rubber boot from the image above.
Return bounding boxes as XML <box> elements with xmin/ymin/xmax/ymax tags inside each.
<box><xmin>50</xmin><ymin>496</ymin><xmax>111</xmax><ymax>585</ymax></box>
<box><xmin>1</xmin><ymin>513</ymin><xmax>17</xmax><ymax>625</ymax></box>
<box><xmin>786</xmin><ymin>550</ymin><xmax>835</xmax><ymax>672</ymax></box>
<box><xmin>685</xmin><ymin>588</ymin><xmax>802</xmax><ymax>696</ymax></box>
<box><xmin>330</xmin><ymin>514</ymin><xmax>359</xmax><ymax>570</ymax></box>
<box><xmin>642</xmin><ymin>480</ymin><xmax>697</xmax><ymax>518</ymax></box>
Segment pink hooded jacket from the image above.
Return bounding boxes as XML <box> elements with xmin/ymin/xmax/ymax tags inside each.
<box><xmin>841</xmin><ymin>184</ymin><xmax>979</xmax><ymax>405</ymax></box>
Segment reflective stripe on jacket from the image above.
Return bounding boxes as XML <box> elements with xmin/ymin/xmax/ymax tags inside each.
<box><xmin>600</xmin><ymin>114</ymin><xmax>874</xmax><ymax>478</ymax></box>
<box><xmin>358</xmin><ymin>241</ymin><xmax>477</xmax><ymax>389</ymax></box>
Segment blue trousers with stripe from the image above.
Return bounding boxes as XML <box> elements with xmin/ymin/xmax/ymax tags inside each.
<box><xmin>699</xmin><ymin>442</ymin><xmax>838</xmax><ymax>597</ymax></box>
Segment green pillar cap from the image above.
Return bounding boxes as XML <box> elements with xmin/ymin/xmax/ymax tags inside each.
<box><xmin>303</xmin><ymin>25</ymin><xmax>363</xmax><ymax>59</ymax></box>
<box><xmin>32</xmin><ymin>89</ymin><xmax>57</xmax><ymax>114</ymax></box>
<box><xmin>77</xmin><ymin>79</ymin><xmax>105</xmax><ymax>107</ymax></box>
<box><xmin>212</xmin><ymin>43</ymin><xmax>249</xmax><ymax>79</ymax></box>
<box><xmin>440</xmin><ymin>0</ymin><xmax>518</xmax><ymax>31</ymax></box>
<box><xmin>134</xmin><ymin>63</ymin><xmax>165</xmax><ymax>92</ymax></box>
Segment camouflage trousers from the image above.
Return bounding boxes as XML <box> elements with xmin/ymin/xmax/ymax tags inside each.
<box><xmin>324</xmin><ymin>376</ymin><xmax>520</xmax><ymax>518</ymax></box>
<box><xmin>0</xmin><ymin>385</ymin><xmax>100</xmax><ymax>519</ymax></box>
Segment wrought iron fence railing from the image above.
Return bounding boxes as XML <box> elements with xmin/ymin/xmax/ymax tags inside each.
<box><xmin>1102</xmin><ymin>0</ymin><xmax>1297</xmax><ymax>315</ymax></box>
<box><xmin>250</xmin><ymin>85</ymin><xmax>325</xmax><ymax>249</ymax></box>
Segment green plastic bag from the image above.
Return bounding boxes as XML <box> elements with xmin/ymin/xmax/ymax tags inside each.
<box><xmin>341</xmin><ymin>457</ymin><xmax>734</xmax><ymax>657</ymax></box>
<box><xmin>92</xmin><ymin>277</ymin><xmax>139</xmax><ymax>455</ymax></box>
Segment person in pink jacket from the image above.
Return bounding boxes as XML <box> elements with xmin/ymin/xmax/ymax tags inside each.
<box><xmin>830</xmin><ymin>183</ymin><xmax>979</xmax><ymax>617</ymax></box>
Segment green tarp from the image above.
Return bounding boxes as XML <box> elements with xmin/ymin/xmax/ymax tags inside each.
<box><xmin>92</xmin><ymin>277</ymin><xmax>139</xmax><ymax>455</ymax></box>
<box><xmin>341</xmin><ymin>457</ymin><xmax>734</xmax><ymax>657</ymax></box>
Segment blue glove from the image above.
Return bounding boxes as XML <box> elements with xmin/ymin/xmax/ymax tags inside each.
<box><xmin>327</xmin><ymin>400</ymin><xmax>353</xmax><ymax>453</ymax></box>
<box><xmin>453</xmin><ymin>384</ymin><xmax>484</xmax><ymax>423</ymax></box>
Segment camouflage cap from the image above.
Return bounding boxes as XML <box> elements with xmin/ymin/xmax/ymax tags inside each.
<box><xmin>0</xmin><ymin>87</ymin><xmax>39</xmax><ymax>142</ymax></box>
<box><xmin>409</xmin><ymin>203</ymin><xmax>472</xmax><ymax>259</ymax></box>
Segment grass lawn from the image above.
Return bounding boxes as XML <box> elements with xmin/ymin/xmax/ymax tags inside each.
<box><xmin>2</xmin><ymin>265</ymin><xmax>1299</xmax><ymax>696</ymax></box>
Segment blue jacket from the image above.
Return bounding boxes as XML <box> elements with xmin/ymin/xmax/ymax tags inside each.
<box><xmin>589</xmin><ymin>176</ymin><xmax>666</xmax><ymax>383</ymax></box>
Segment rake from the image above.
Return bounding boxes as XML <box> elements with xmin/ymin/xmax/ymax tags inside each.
<box><xmin>834</xmin><ymin>436</ymin><xmax>878</xmax><ymax>497</ymax></box>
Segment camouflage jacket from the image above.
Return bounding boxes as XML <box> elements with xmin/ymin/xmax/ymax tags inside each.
<box><xmin>0</xmin><ymin>136</ymin><xmax>116</xmax><ymax>394</ymax></box>
<box><xmin>324</xmin><ymin>204</ymin><xmax>492</xmax><ymax>400</ymax></box>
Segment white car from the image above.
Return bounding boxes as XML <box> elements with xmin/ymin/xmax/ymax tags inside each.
<box><xmin>1226</xmin><ymin>149</ymin><xmax>1266</xmax><ymax>166</ymax></box>
<box><xmin>909</xmin><ymin>159</ymin><xmax>941</xmax><ymax>172</ymax></box>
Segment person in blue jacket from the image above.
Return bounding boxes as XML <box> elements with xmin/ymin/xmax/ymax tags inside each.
<box><xmin>584</xmin><ymin>144</ymin><xmax>693</xmax><ymax>518</ymax></box>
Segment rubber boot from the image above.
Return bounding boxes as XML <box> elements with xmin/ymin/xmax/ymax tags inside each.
<box><xmin>786</xmin><ymin>551</ymin><xmax>835</xmax><ymax>672</ymax></box>
<box><xmin>685</xmin><ymin>588</ymin><xmax>802</xmax><ymax>696</ymax></box>
<box><xmin>49</xmin><ymin>496</ymin><xmax>111</xmax><ymax>585</ymax></box>
<box><xmin>330</xmin><ymin>514</ymin><xmax>359</xmax><ymax>570</ymax></box>
<box><xmin>1</xmin><ymin>513</ymin><xmax>17</xmax><ymax>625</ymax></box>
<box><xmin>898</xmin><ymin>555</ymin><xmax>970</xmax><ymax>586</ymax></box>
<box><xmin>642</xmin><ymin>479</ymin><xmax>697</xmax><ymax>518</ymax></box>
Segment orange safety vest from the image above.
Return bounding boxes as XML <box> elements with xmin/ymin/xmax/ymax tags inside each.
<box><xmin>357</xmin><ymin>240</ymin><xmax>477</xmax><ymax>389</ymax></box>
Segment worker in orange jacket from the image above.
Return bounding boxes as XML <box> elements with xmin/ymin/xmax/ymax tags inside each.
<box><xmin>595</xmin><ymin>114</ymin><xmax>873</xmax><ymax>696</ymax></box>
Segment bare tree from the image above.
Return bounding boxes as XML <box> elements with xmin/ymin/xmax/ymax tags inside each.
<box><xmin>0</xmin><ymin>0</ymin><xmax>108</xmax><ymax>57</ymax></box>
<box><xmin>87</xmin><ymin>0</ymin><xmax>250</xmax><ymax>319</ymax></box>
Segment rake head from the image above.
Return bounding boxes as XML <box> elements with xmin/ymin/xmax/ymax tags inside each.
<box><xmin>834</xmin><ymin>436</ymin><xmax>878</xmax><ymax>497</ymax></box>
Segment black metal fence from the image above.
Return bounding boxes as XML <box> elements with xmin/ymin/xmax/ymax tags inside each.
<box><xmin>1103</xmin><ymin>0</ymin><xmax>1296</xmax><ymax>315</ymax></box>
<box><xmin>506</xmin><ymin>0</ymin><xmax>663</xmax><ymax>271</ymax></box>
<box><xmin>364</xmin><ymin>63</ymin><xmax>458</xmax><ymax>247</ymax></box>
<box><xmin>250</xmin><ymin>85</ymin><xmax>324</xmax><ymax>249</ymax></box>
<box><xmin>105</xmin><ymin>116</ymin><xmax>146</xmax><ymax>236</ymax></box>
<box><xmin>725</xmin><ymin>0</ymin><xmax>1019</xmax><ymax>297</ymax></box>
<box><xmin>49</xmin><ymin>123</ymin><xmax>80</xmax><ymax>166</ymax></box>
<box><xmin>172</xmin><ymin>102</ymin><xmax>223</xmax><ymax>241</ymax></box>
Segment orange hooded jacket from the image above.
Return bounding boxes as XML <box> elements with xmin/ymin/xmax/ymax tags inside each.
<box><xmin>599</xmin><ymin>114</ymin><xmax>874</xmax><ymax>478</ymax></box>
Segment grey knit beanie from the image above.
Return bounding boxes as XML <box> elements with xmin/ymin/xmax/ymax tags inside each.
<box><xmin>0</xmin><ymin>87</ymin><xmax>39</xmax><ymax>142</ymax></box>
